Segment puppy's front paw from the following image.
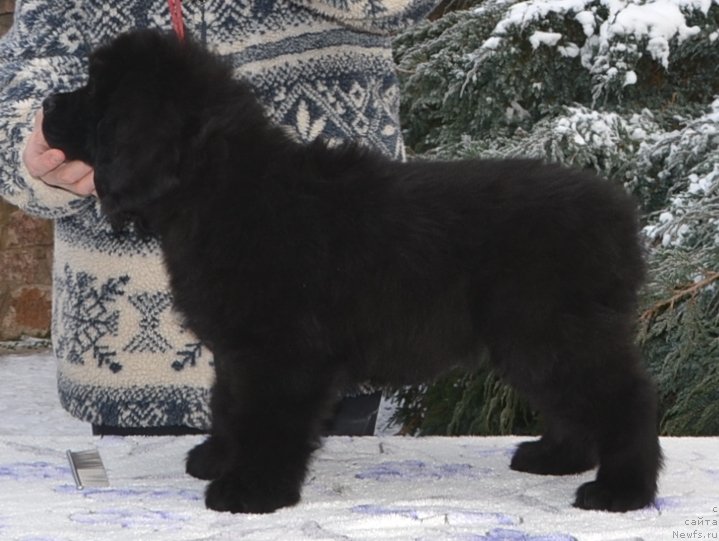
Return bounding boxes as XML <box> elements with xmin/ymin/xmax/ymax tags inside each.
<box><xmin>205</xmin><ymin>474</ymin><xmax>301</xmax><ymax>514</ymax></box>
<box><xmin>574</xmin><ymin>480</ymin><xmax>654</xmax><ymax>512</ymax></box>
<box><xmin>186</xmin><ymin>438</ymin><xmax>226</xmax><ymax>480</ymax></box>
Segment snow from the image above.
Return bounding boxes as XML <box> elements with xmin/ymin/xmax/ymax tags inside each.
<box><xmin>610</xmin><ymin>0</ymin><xmax>701</xmax><ymax>67</ymax></box>
<box><xmin>558</xmin><ymin>42</ymin><xmax>581</xmax><ymax>57</ymax></box>
<box><xmin>473</xmin><ymin>0</ymin><xmax>715</xmax><ymax>87</ymax></box>
<box><xmin>574</xmin><ymin>11</ymin><xmax>597</xmax><ymax>37</ymax></box>
<box><xmin>493</xmin><ymin>0</ymin><xmax>591</xmax><ymax>34</ymax></box>
<box><xmin>553</xmin><ymin>107</ymin><xmax>630</xmax><ymax>149</ymax></box>
<box><xmin>0</xmin><ymin>349</ymin><xmax>87</xmax><ymax>437</ymax></box>
<box><xmin>529</xmin><ymin>31</ymin><xmax>563</xmax><ymax>48</ymax></box>
<box><xmin>630</xmin><ymin>127</ymin><xmax>646</xmax><ymax>140</ymax></box>
<box><xmin>624</xmin><ymin>69</ymin><xmax>638</xmax><ymax>86</ymax></box>
<box><xmin>688</xmin><ymin>173</ymin><xmax>713</xmax><ymax>195</ymax></box>
<box><xmin>1</xmin><ymin>351</ymin><xmax>719</xmax><ymax>540</ymax></box>
<box><xmin>480</xmin><ymin>36</ymin><xmax>503</xmax><ymax>50</ymax></box>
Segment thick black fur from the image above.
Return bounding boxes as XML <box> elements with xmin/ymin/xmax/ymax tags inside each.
<box><xmin>43</xmin><ymin>30</ymin><xmax>662</xmax><ymax>514</ymax></box>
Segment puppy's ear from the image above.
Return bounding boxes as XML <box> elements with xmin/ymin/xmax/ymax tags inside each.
<box><xmin>94</xmin><ymin>110</ymin><xmax>182</xmax><ymax>227</ymax></box>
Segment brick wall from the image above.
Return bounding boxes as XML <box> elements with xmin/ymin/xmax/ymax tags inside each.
<box><xmin>0</xmin><ymin>1</ymin><xmax>13</xmax><ymax>35</ymax></box>
<box><xmin>0</xmin><ymin>0</ymin><xmax>54</xmax><ymax>341</ymax></box>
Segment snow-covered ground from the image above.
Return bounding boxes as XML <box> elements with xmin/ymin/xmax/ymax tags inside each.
<box><xmin>1</xmin><ymin>351</ymin><xmax>718</xmax><ymax>540</ymax></box>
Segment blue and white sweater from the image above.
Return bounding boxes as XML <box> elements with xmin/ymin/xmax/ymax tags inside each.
<box><xmin>0</xmin><ymin>0</ymin><xmax>437</xmax><ymax>429</ymax></box>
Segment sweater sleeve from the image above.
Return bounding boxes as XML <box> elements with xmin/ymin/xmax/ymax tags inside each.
<box><xmin>0</xmin><ymin>0</ymin><xmax>95</xmax><ymax>219</ymax></box>
<box><xmin>286</xmin><ymin>0</ymin><xmax>439</xmax><ymax>35</ymax></box>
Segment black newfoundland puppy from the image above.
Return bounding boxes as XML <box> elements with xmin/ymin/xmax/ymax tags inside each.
<box><xmin>42</xmin><ymin>30</ymin><xmax>661</xmax><ymax>514</ymax></box>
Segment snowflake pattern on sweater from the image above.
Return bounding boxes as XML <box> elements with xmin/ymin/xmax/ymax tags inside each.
<box><xmin>0</xmin><ymin>0</ymin><xmax>437</xmax><ymax>428</ymax></box>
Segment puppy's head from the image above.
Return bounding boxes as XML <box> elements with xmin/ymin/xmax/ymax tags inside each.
<box><xmin>42</xmin><ymin>30</ymin><xmax>236</xmax><ymax>229</ymax></box>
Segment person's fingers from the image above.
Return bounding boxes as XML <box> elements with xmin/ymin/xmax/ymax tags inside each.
<box><xmin>22</xmin><ymin>108</ymin><xmax>96</xmax><ymax>197</ymax></box>
<box><xmin>22</xmin><ymin>111</ymin><xmax>66</xmax><ymax>178</ymax></box>
<box><xmin>41</xmin><ymin>159</ymin><xmax>94</xmax><ymax>189</ymax></box>
<box><xmin>70</xmin><ymin>170</ymin><xmax>97</xmax><ymax>197</ymax></box>
<box><xmin>43</xmin><ymin>163</ymin><xmax>96</xmax><ymax>197</ymax></box>
<box><xmin>24</xmin><ymin>146</ymin><xmax>66</xmax><ymax>178</ymax></box>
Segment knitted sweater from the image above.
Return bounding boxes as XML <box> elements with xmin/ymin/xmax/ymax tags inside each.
<box><xmin>0</xmin><ymin>0</ymin><xmax>437</xmax><ymax>429</ymax></box>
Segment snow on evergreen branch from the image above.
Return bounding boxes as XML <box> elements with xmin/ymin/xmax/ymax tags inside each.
<box><xmin>640</xmin><ymin>97</ymin><xmax>719</xmax><ymax>248</ymax></box>
<box><xmin>470</xmin><ymin>0</ymin><xmax>716</xmax><ymax>102</ymax></box>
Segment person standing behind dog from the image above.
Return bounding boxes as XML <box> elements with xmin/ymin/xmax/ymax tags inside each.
<box><xmin>0</xmin><ymin>0</ymin><xmax>438</xmax><ymax>435</ymax></box>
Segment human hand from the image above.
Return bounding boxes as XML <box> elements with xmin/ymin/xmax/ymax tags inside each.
<box><xmin>22</xmin><ymin>110</ymin><xmax>96</xmax><ymax>197</ymax></box>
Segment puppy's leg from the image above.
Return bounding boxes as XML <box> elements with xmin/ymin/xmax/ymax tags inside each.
<box><xmin>186</xmin><ymin>437</ymin><xmax>227</xmax><ymax>480</ymax></box>
<box><xmin>511</xmin><ymin>417</ymin><xmax>597</xmax><ymax>475</ymax></box>
<box><xmin>201</xmin><ymin>348</ymin><xmax>336</xmax><ymax>514</ymax></box>
<box><xmin>490</xmin><ymin>312</ymin><xmax>661</xmax><ymax>512</ymax></box>
<box><xmin>572</xmin><ymin>361</ymin><xmax>662</xmax><ymax>512</ymax></box>
<box><xmin>186</xmin><ymin>378</ymin><xmax>234</xmax><ymax>480</ymax></box>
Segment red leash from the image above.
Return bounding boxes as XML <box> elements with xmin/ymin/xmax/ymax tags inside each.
<box><xmin>168</xmin><ymin>0</ymin><xmax>185</xmax><ymax>41</ymax></box>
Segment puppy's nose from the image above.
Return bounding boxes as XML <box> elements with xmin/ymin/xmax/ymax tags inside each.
<box><xmin>42</xmin><ymin>96</ymin><xmax>57</xmax><ymax>115</ymax></box>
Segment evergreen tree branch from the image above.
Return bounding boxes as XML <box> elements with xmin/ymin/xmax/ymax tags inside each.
<box><xmin>641</xmin><ymin>271</ymin><xmax>719</xmax><ymax>323</ymax></box>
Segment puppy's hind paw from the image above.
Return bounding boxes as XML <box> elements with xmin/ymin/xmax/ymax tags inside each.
<box><xmin>205</xmin><ymin>474</ymin><xmax>301</xmax><ymax>514</ymax></box>
<box><xmin>511</xmin><ymin>439</ymin><xmax>597</xmax><ymax>476</ymax></box>
<box><xmin>574</xmin><ymin>480</ymin><xmax>655</xmax><ymax>512</ymax></box>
